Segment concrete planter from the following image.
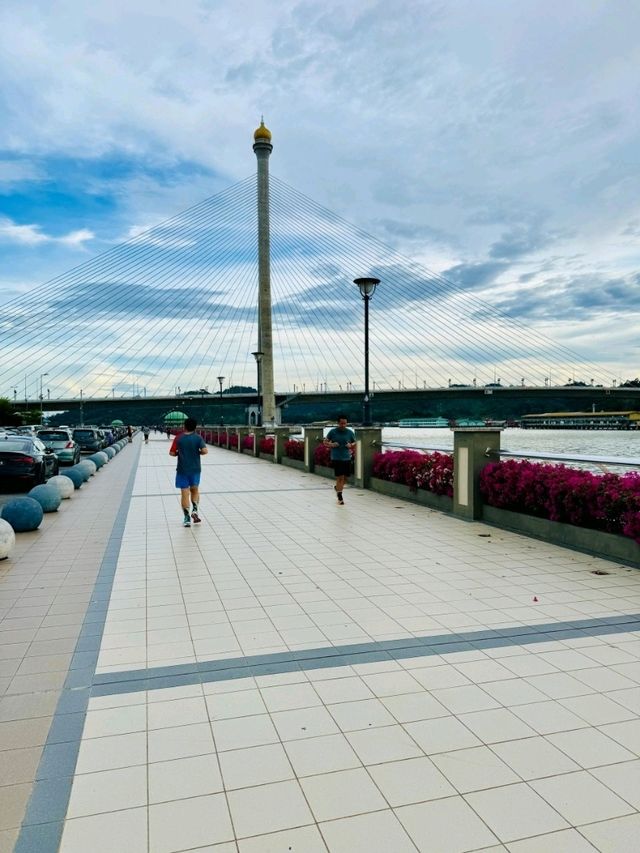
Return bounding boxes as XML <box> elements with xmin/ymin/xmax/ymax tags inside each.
<box><xmin>259</xmin><ymin>453</ymin><xmax>274</xmax><ymax>462</ymax></box>
<box><xmin>370</xmin><ymin>478</ymin><xmax>453</xmax><ymax>512</ymax></box>
<box><xmin>315</xmin><ymin>464</ymin><xmax>334</xmax><ymax>480</ymax></box>
<box><xmin>281</xmin><ymin>457</ymin><xmax>305</xmax><ymax>470</ymax></box>
<box><xmin>314</xmin><ymin>464</ymin><xmax>357</xmax><ymax>485</ymax></box>
<box><xmin>482</xmin><ymin>505</ymin><xmax>640</xmax><ymax>568</ymax></box>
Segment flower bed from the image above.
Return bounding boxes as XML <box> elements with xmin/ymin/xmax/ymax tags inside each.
<box><xmin>372</xmin><ymin>450</ymin><xmax>454</xmax><ymax>497</ymax></box>
<box><xmin>285</xmin><ymin>439</ymin><xmax>304</xmax><ymax>460</ymax></box>
<box><xmin>313</xmin><ymin>443</ymin><xmax>331</xmax><ymax>467</ymax></box>
<box><xmin>259</xmin><ymin>436</ymin><xmax>275</xmax><ymax>454</ymax></box>
<box><xmin>480</xmin><ymin>459</ymin><xmax>640</xmax><ymax>544</ymax></box>
<box><xmin>241</xmin><ymin>434</ymin><xmax>253</xmax><ymax>450</ymax></box>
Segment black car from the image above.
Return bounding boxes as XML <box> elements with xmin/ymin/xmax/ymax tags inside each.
<box><xmin>72</xmin><ymin>427</ymin><xmax>104</xmax><ymax>452</ymax></box>
<box><xmin>0</xmin><ymin>436</ymin><xmax>59</xmax><ymax>488</ymax></box>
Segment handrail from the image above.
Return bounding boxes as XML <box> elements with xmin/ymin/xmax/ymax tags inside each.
<box><xmin>381</xmin><ymin>440</ymin><xmax>640</xmax><ymax>470</ymax></box>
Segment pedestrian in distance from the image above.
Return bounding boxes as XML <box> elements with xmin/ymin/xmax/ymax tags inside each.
<box><xmin>127</xmin><ymin>425</ymin><xmax>133</xmax><ymax>443</ymax></box>
<box><xmin>324</xmin><ymin>414</ymin><xmax>356</xmax><ymax>506</ymax></box>
<box><xmin>169</xmin><ymin>417</ymin><xmax>208</xmax><ymax>527</ymax></box>
<box><xmin>143</xmin><ymin>425</ymin><xmax>150</xmax><ymax>444</ymax></box>
<box><xmin>166</xmin><ymin>426</ymin><xmax>171</xmax><ymax>439</ymax></box>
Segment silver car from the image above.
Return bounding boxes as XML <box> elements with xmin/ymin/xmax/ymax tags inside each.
<box><xmin>37</xmin><ymin>428</ymin><xmax>81</xmax><ymax>466</ymax></box>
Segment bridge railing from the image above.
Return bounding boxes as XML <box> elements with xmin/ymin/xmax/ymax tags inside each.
<box><xmin>383</xmin><ymin>440</ymin><xmax>640</xmax><ymax>472</ymax></box>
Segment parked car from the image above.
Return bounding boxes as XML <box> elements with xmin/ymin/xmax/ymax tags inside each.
<box><xmin>37</xmin><ymin>428</ymin><xmax>81</xmax><ymax>466</ymax></box>
<box><xmin>0</xmin><ymin>435</ymin><xmax>59</xmax><ymax>487</ymax></box>
<box><xmin>72</xmin><ymin>427</ymin><xmax>104</xmax><ymax>452</ymax></box>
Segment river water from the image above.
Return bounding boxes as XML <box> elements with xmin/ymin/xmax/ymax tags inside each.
<box><xmin>382</xmin><ymin>428</ymin><xmax>640</xmax><ymax>470</ymax></box>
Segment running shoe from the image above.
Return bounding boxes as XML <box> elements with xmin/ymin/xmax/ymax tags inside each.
<box><xmin>183</xmin><ymin>516</ymin><xmax>191</xmax><ymax>527</ymax></box>
<box><xmin>191</xmin><ymin>511</ymin><xmax>201</xmax><ymax>524</ymax></box>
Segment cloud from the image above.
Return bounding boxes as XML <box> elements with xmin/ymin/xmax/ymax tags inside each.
<box><xmin>0</xmin><ymin>0</ymin><xmax>639</xmax><ymax>388</ymax></box>
<box><xmin>0</xmin><ymin>217</ymin><xmax>94</xmax><ymax>247</ymax></box>
<box><xmin>442</xmin><ymin>260</ymin><xmax>509</xmax><ymax>291</ymax></box>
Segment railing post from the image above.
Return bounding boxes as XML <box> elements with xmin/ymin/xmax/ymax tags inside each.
<box><xmin>353</xmin><ymin>427</ymin><xmax>382</xmax><ymax>488</ymax></box>
<box><xmin>252</xmin><ymin>427</ymin><xmax>266</xmax><ymax>457</ymax></box>
<box><xmin>236</xmin><ymin>427</ymin><xmax>249</xmax><ymax>453</ymax></box>
<box><xmin>453</xmin><ymin>428</ymin><xmax>502</xmax><ymax>520</ymax></box>
<box><xmin>304</xmin><ymin>427</ymin><xmax>324</xmax><ymax>473</ymax></box>
<box><xmin>273</xmin><ymin>427</ymin><xmax>291</xmax><ymax>464</ymax></box>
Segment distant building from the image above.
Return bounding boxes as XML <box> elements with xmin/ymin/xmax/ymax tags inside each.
<box><xmin>521</xmin><ymin>411</ymin><xmax>640</xmax><ymax>430</ymax></box>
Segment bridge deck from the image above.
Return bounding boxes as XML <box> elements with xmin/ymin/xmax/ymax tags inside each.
<box><xmin>3</xmin><ymin>435</ymin><xmax>640</xmax><ymax>852</ymax></box>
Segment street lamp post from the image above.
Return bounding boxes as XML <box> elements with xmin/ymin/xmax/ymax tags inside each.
<box><xmin>217</xmin><ymin>376</ymin><xmax>225</xmax><ymax>426</ymax></box>
<box><xmin>40</xmin><ymin>373</ymin><xmax>49</xmax><ymax>423</ymax></box>
<box><xmin>79</xmin><ymin>390</ymin><xmax>84</xmax><ymax>426</ymax></box>
<box><xmin>251</xmin><ymin>352</ymin><xmax>264</xmax><ymax>426</ymax></box>
<box><xmin>353</xmin><ymin>277</ymin><xmax>380</xmax><ymax>426</ymax></box>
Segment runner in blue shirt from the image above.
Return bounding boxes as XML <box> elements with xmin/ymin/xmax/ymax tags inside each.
<box><xmin>324</xmin><ymin>415</ymin><xmax>356</xmax><ymax>506</ymax></box>
<box><xmin>169</xmin><ymin>417</ymin><xmax>208</xmax><ymax>527</ymax></box>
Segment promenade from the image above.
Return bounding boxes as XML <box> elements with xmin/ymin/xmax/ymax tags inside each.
<box><xmin>2</xmin><ymin>434</ymin><xmax>640</xmax><ymax>852</ymax></box>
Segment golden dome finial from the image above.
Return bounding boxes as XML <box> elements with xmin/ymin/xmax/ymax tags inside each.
<box><xmin>253</xmin><ymin>117</ymin><xmax>272</xmax><ymax>142</ymax></box>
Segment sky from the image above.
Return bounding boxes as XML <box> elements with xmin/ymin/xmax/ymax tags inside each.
<box><xmin>1</xmin><ymin>0</ymin><xmax>639</xmax><ymax>396</ymax></box>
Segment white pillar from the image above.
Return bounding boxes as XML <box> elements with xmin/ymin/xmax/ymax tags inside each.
<box><xmin>253</xmin><ymin>120</ymin><xmax>276</xmax><ymax>426</ymax></box>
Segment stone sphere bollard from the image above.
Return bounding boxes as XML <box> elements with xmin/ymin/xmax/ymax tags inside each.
<box><xmin>60</xmin><ymin>467</ymin><xmax>84</xmax><ymax>489</ymax></box>
<box><xmin>88</xmin><ymin>452</ymin><xmax>107</xmax><ymax>469</ymax></box>
<box><xmin>0</xmin><ymin>518</ymin><xmax>15</xmax><ymax>559</ymax></box>
<box><xmin>0</xmin><ymin>497</ymin><xmax>44</xmax><ymax>532</ymax></box>
<box><xmin>104</xmin><ymin>446</ymin><xmax>116</xmax><ymax>459</ymax></box>
<box><xmin>76</xmin><ymin>460</ymin><xmax>97</xmax><ymax>479</ymax></box>
<box><xmin>28</xmin><ymin>483</ymin><xmax>62</xmax><ymax>513</ymax></box>
<box><xmin>47</xmin><ymin>475</ymin><xmax>75</xmax><ymax>499</ymax></box>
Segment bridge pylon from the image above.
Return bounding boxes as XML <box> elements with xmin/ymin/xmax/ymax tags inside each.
<box><xmin>253</xmin><ymin>119</ymin><xmax>276</xmax><ymax>426</ymax></box>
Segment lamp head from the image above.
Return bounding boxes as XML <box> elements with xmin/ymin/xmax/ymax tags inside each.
<box><xmin>354</xmin><ymin>277</ymin><xmax>380</xmax><ymax>298</ymax></box>
<box><xmin>251</xmin><ymin>351</ymin><xmax>264</xmax><ymax>364</ymax></box>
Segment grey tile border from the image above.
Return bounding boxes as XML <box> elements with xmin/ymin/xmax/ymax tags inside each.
<box><xmin>130</xmin><ymin>486</ymin><xmax>329</xmax><ymax>498</ymax></box>
<box><xmin>89</xmin><ymin>612</ymin><xmax>640</xmax><ymax>699</ymax></box>
<box><xmin>14</xmin><ymin>442</ymin><xmax>141</xmax><ymax>853</ymax></box>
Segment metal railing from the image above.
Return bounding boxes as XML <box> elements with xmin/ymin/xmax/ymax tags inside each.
<box><xmin>381</xmin><ymin>440</ymin><xmax>640</xmax><ymax>472</ymax></box>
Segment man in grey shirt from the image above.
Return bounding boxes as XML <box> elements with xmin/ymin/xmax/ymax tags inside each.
<box><xmin>324</xmin><ymin>415</ymin><xmax>355</xmax><ymax>506</ymax></box>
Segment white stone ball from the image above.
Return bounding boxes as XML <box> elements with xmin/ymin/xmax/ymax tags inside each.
<box><xmin>0</xmin><ymin>518</ymin><xmax>15</xmax><ymax>560</ymax></box>
<box><xmin>77</xmin><ymin>459</ymin><xmax>97</xmax><ymax>478</ymax></box>
<box><xmin>47</xmin><ymin>475</ymin><xmax>75</xmax><ymax>499</ymax></box>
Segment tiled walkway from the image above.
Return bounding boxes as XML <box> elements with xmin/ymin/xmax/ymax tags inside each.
<box><xmin>3</xmin><ymin>435</ymin><xmax>640</xmax><ymax>852</ymax></box>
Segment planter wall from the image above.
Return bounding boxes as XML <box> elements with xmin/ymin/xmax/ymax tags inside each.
<box><xmin>370</xmin><ymin>478</ymin><xmax>454</xmax><ymax>513</ymax></box>
<box><xmin>281</xmin><ymin>457</ymin><xmax>305</xmax><ymax>470</ymax></box>
<box><xmin>482</xmin><ymin>505</ymin><xmax>640</xmax><ymax>568</ymax></box>
<box><xmin>314</xmin><ymin>465</ymin><xmax>356</xmax><ymax>485</ymax></box>
<box><xmin>259</xmin><ymin>453</ymin><xmax>274</xmax><ymax>462</ymax></box>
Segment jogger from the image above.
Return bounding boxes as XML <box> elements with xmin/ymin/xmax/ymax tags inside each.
<box><xmin>169</xmin><ymin>417</ymin><xmax>208</xmax><ymax>526</ymax></box>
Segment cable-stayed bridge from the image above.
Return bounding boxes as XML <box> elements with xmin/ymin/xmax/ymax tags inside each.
<box><xmin>0</xmin><ymin>123</ymin><xmax>633</xmax><ymax>423</ymax></box>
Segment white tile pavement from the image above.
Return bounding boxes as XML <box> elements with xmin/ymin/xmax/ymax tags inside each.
<box><xmin>34</xmin><ymin>435</ymin><xmax>640</xmax><ymax>852</ymax></box>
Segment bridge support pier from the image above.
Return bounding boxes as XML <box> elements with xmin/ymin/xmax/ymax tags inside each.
<box><xmin>304</xmin><ymin>428</ymin><xmax>324</xmax><ymax>473</ymax></box>
<box><xmin>453</xmin><ymin>428</ymin><xmax>502</xmax><ymax>520</ymax></box>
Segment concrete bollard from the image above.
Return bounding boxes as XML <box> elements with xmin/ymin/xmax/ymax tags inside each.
<box><xmin>304</xmin><ymin>428</ymin><xmax>325</xmax><ymax>473</ymax></box>
<box><xmin>236</xmin><ymin>427</ymin><xmax>249</xmax><ymax>453</ymax></box>
<box><xmin>453</xmin><ymin>428</ymin><xmax>502</xmax><ymax>520</ymax></box>
<box><xmin>273</xmin><ymin>427</ymin><xmax>291</xmax><ymax>464</ymax></box>
<box><xmin>251</xmin><ymin>427</ymin><xmax>266</xmax><ymax>457</ymax></box>
<box><xmin>353</xmin><ymin>428</ymin><xmax>382</xmax><ymax>488</ymax></box>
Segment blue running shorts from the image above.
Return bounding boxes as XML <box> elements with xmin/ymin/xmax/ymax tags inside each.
<box><xmin>175</xmin><ymin>472</ymin><xmax>201</xmax><ymax>489</ymax></box>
